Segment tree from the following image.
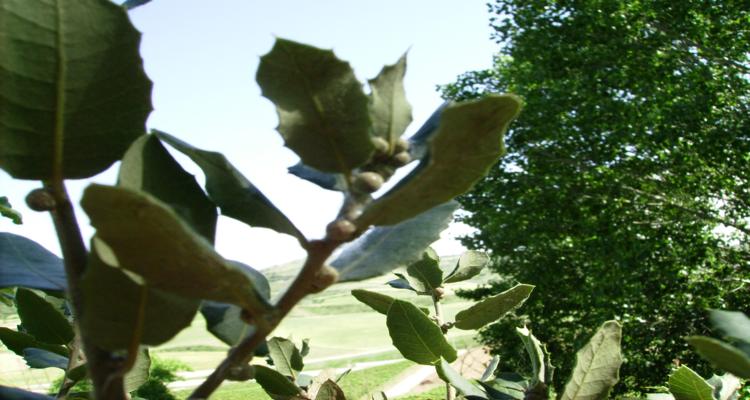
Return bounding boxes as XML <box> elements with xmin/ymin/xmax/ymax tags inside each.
<box><xmin>442</xmin><ymin>0</ymin><xmax>750</xmax><ymax>393</ymax></box>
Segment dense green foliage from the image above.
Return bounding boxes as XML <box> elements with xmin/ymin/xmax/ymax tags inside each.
<box><xmin>443</xmin><ymin>0</ymin><xmax>750</xmax><ymax>393</ymax></box>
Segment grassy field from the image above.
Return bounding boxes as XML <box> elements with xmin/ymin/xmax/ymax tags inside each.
<box><xmin>2</xmin><ymin>255</ymin><xmax>492</xmax><ymax>398</ymax></box>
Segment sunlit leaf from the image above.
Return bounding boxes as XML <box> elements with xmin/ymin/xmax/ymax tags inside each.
<box><xmin>351</xmin><ymin>289</ymin><xmax>396</xmax><ymax>315</ymax></box>
<box><xmin>386</xmin><ymin>300</ymin><xmax>456</xmax><ymax>365</ymax></box>
<box><xmin>368</xmin><ymin>53</ymin><xmax>412</xmax><ymax>150</ymax></box>
<box><xmin>406</xmin><ymin>248</ymin><xmax>442</xmax><ymax>293</ymax></box>
<box><xmin>0</xmin><ymin>0</ymin><xmax>151</xmax><ymax>179</ymax></box>
<box><xmin>267</xmin><ymin>337</ymin><xmax>304</xmax><ymax>379</ymax></box>
<box><xmin>687</xmin><ymin>336</ymin><xmax>750</xmax><ymax>378</ymax></box>
<box><xmin>560</xmin><ymin>321</ymin><xmax>622</xmax><ymax>400</ymax></box>
<box><xmin>709</xmin><ymin>310</ymin><xmax>750</xmax><ymax>345</ymax></box>
<box><xmin>454</xmin><ymin>284</ymin><xmax>534</xmax><ymax>330</ymax></box>
<box><xmin>444</xmin><ymin>251</ymin><xmax>490</xmax><ymax>284</ymax></box>
<box><xmin>124</xmin><ymin>348</ymin><xmax>151</xmax><ymax>393</ymax></box>
<box><xmin>668</xmin><ymin>366</ymin><xmax>713</xmax><ymax>400</ymax></box>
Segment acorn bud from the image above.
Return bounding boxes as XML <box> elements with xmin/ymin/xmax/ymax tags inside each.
<box><xmin>394</xmin><ymin>138</ymin><xmax>410</xmax><ymax>153</ymax></box>
<box><xmin>371</xmin><ymin>137</ymin><xmax>390</xmax><ymax>154</ymax></box>
<box><xmin>26</xmin><ymin>188</ymin><xmax>56</xmax><ymax>212</ymax></box>
<box><xmin>310</xmin><ymin>265</ymin><xmax>339</xmax><ymax>293</ymax></box>
<box><xmin>391</xmin><ymin>151</ymin><xmax>412</xmax><ymax>167</ymax></box>
<box><xmin>433</xmin><ymin>287</ymin><xmax>446</xmax><ymax>300</ymax></box>
<box><xmin>326</xmin><ymin>219</ymin><xmax>357</xmax><ymax>242</ymax></box>
<box><xmin>352</xmin><ymin>171</ymin><xmax>384</xmax><ymax>193</ymax></box>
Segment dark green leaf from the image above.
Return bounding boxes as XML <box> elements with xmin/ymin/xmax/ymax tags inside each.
<box><xmin>256</xmin><ymin>38</ymin><xmax>374</xmax><ymax>173</ymax></box>
<box><xmin>22</xmin><ymin>348</ymin><xmax>68</xmax><ymax>370</ymax></box>
<box><xmin>0</xmin><ymin>233</ymin><xmax>67</xmax><ymax>291</ymax></box>
<box><xmin>67</xmin><ymin>364</ymin><xmax>88</xmax><ymax>383</ymax></box>
<box><xmin>0</xmin><ymin>327</ymin><xmax>68</xmax><ymax>357</ymax></box>
<box><xmin>124</xmin><ymin>348</ymin><xmax>151</xmax><ymax>393</ymax></box>
<box><xmin>444</xmin><ymin>251</ymin><xmax>490</xmax><ymax>284</ymax></box>
<box><xmin>686</xmin><ymin>336</ymin><xmax>750</xmax><ymax>378</ymax></box>
<box><xmin>254</xmin><ymin>365</ymin><xmax>303</xmax><ymax>399</ymax></box>
<box><xmin>668</xmin><ymin>366</ymin><xmax>713</xmax><ymax>400</ymax></box>
<box><xmin>560</xmin><ymin>321</ymin><xmax>623</xmax><ymax>400</ymax></box>
<box><xmin>315</xmin><ymin>379</ymin><xmax>347</xmax><ymax>400</ymax></box>
<box><xmin>81</xmin><ymin>246</ymin><xmax>199</xmax><ymax>350</ymax></box>
<box><xmin>0</xmin><ymin>0</ymin><xmax>151</xmax><ymax>179</ymax></box>
<box><xmin>288</xmin><ymin>163</ymin><xmax>346</xmax><ymax>192</ymax></box>
<box><xmin>406</xmin><ymin>248</ymin><xmax>443</xmax><ymax>293</ymax></box>
<box><xmin>355</xmin><ymin>95</ymin><xmax>522</xmax><ymax>227</ymax></box>
<box><xmin>709</xmin><ymin>310</ymin><xmax>750</xmax><ymax>344</ymax></box>
<box><xmin>351</xmin><ymin>289</ymin><xmax>396</xmax><ymax>315</ymax></box>
<box><xmin>331</xmin><ymin>201</ymin><xmax>458</xmax><ymax>281</ymax></box>
<box><xmin>368</xmin><ymin>53</ymin><xmax>412</xmax><ymax>150</ymax></box>
<box><xmin>0</xmin><ymin>197</ymin><xmax>22</xmax><ymax>224</ymax></box>
<box><xmin>454</xmin><ymin>284</ymin><xmax>534</xmax><ymax>330</ymax></box>
<box><xmin>81</xmin><ymin>184</ymin><xmax>271</xmax><ymax>316</ymax></box>
<box><xmin>155</xmin><ymin>130</ymin><xmax>306</xmax><ymax>245</ymax></box>
<box><xmin>436</xmin><ymin>358</ymin><xmax>487</xmax><ymax>399</ymax></box>
<box><xmin>268</xmin><ymin>337</ymin><xmax>304</xmax><ymax>378</ymax></box>
<box><xmin>119</xmin><ymin>134</ymin><xmax>218</xmax><ymax>243</ymax></box>
<box><xmin>15</xmin><ymin>288</ymin><xmax>73</xmax><ymax>345</ymax></box>
<box><xmin>0</xmin><ymin>385</ymin><xmax>55</xmax><ymax>399</ymax></box>
<box><xmin>386</xmin><ymin>300</ymin><xmax>456</xmax><ymax>365</ymax></box>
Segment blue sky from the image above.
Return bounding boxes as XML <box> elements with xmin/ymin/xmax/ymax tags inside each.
<box><xmin>1</xmin><ymin>0</ymin><xmax>499</xmax><ymax>268</ymax></box>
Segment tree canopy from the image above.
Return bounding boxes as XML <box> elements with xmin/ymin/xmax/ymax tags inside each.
<box><xmin>443</xmin><ymin>0</ymin><xmax>750</xmax><ymax>393</ymax></box>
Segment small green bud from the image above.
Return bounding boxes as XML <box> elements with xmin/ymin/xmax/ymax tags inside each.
<box><xmin>394</xmin><ymin>138</ymin><xmax>410</xmax><ymax>153</ymax></box>
<box><xmin>372</xmin><ymin>137</ymin><xmax>389</xmax><ymax>154</ymax></box>
<box><xmin>352</xmin><ymin>171</ymin><xmax>384</xmax><ymax>193</ymax></box>
<box><xmin>391</xmin><ymin>151</ymin><xmax>412</xmax><ymax>166</ymax></box>
<box><xmin>326</xmin><ymin>219</ymin><xmax>357</xmax><ymax>241</ymax></box>
<box><xmin>310</xmin><ymin>265</ymin><xmax>339</xmax><ymax>293</ymax></box>
<box><xmin>26</xmin><ymin>188</ymin><xmax>56</xmax><ymax>212</ymax></box>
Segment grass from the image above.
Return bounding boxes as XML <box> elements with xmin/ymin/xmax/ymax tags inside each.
<box><xmin>397</xmin><ymin>386</ymin><xmax>446</xmax><ymax>399</ymax></box>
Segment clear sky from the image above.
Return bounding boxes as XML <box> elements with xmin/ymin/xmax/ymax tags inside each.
<box><xmin>0</xmin><ymin>0</ymin><xmax>499</xmax><ymax>268</ymax></box>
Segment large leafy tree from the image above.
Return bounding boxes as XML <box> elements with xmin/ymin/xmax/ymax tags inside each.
<box><xmin>443</xmin><ymin>0</ymin><xmax>750</xmax><ymax>393</ymax></box>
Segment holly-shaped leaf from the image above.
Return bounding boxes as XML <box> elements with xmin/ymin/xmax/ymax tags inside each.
<box><xmin>560</xmin><ymin>321</ymin><xmax>623</xmax><ymax>400</ymax></box>
<box><xmin>454</xmin><ymin>284</ymin><xmax>534</xmax><ymax>330</ymax></box>
<box><xmin>368</xmin><ymin>53</ymin><xmax>412</xmax><ymax>151</ymax></box>
<box><xmin>257</xmin><ymin>38</ymin><xmax>374</xmax><ymax>173</ymax></box>
<box><xmin>515</xmin><ymin>326</ymin><xmax>547</xmax><ymax>385</ymax></box>
<box><xmin>668</xmin><ymin>366</ymin><xmax>714</xmax><ymax>400</ymax></box>
<box><xmin>0</xmin><ymin>233</ymin><xmax>67</xmax><ymax>292</ymax></box>
<box><xmin>444</xmin><ymin>251</ymin><xmax>490</xmax><ymax>284</ymax></box>
<box><xmin>386</xmin><ymin>300</ymin><xmax>456</xmax><ymax>365</ymax></box>
<box><xmin>355</xmin><ymin>95</ymin><xmax>522</xmax><ymax>227</ymax></box>
<box><xmin>15</xmin><ymin>289</ymin><xmax>73</xmax><ymax>346</ymax></box>
<box><xmin>0</xmin><ymin>0</ymin><xmax>151</xmax><ymax>180</ymax></box>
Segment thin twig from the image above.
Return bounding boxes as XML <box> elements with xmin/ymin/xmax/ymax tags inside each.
<box><xmin>432</xmin><ymin>292</ymin><xmax>455</xmax><ymax>400</ymax></box>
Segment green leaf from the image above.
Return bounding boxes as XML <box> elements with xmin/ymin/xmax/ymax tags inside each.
<box><xmin>155</xmin><ymin>130</ymin><xmax>306</xmax><ymax>245</ymax></box>
<box><xmin>268</xmin><ymin>337</ymin><xmax>304</xmax><ymax>379</ymax></box>
<box><xmin>386</xmin><ymin>300</ymin><xmax>457</xmax><ymax>365</ymax></box>
<box><xmin>707</xmin><ymin>374</ymin><xmax>741</xmax><ymax>400</ymax></box>
<box><xmin>515</xmin><ymin>326</ymin><xmax>547</xmax><ymax>385</ymax></box>
<box><xmin>124</xmin><ymin>348</ymin><xmax>151</xmax><ymax>393</ymax></box>
<box><xmin>355</xmin><ymin>95</ymin><xmax>522</xmax><ymax>227</ymax></box>
<box><xmin>0</xmin><ymin>233</ymin><xmax>67</xmax><ymax>292</ymax></box>
<box><xmin>454</xmin><ymin>284</ymin><xmax>534</xmax><ymax>330</ymax></box>
<box><xmin>15</xmin><ymin>288</ymin><xmax>73</xmax><ymax>346</ymax></box>
<box><xmin>687</xmin><ymin>336</ymin><xmax>750</xmax><ymax>378</ymax></box>
<box><xmin>331</xmin><ymin>201</ymin><xmax>458</xmax><ymax>281</ymax></box>
<box><xmin>119</xmin><ymin>134</ymin><xmax>218</xmax><ymax>243</ymax></box>
<box><xmin>481</xmin><ymin>356</ymin><xmax>501</xmax><ymax>382</ymax></box>
<box><xmin>709</xmin><ymin>310</ymin><xmax>750</xmax><ymax>344</ymax></box>
<box><xmin>314</xmin><ymin>380</ymin><xmax>347</xmax><ymax>400</ymax></box>
<box><xmin>406</xmin><ymin>248</ymin><xmax>443</xmax><ymax>293</ymax></box>
<box><xmin>0</xmin><ymin>327</ymin><xmax>68</xmax><ymax>357</ymax></box>
<box><xmin>0</xmin><ymin>0</ymin><xmax>151</xmax><ymax>180</ymax></box>
<box><xmin>80</xmin><ymin>246</ymin><xmax>200</xmax><ymax>350</ymax></box>
<box><xmin>81</xmin><ymin>184</ymin><xmax>271</xmax><ymax>316</ymax></box>
<box><xmin>22</xmin><ymin>348</ymin><xmax>68</xmax><ymax>370</ymax></box>
<box><xmin>256</xmin><ymin>38</ymin><xmax>374</xmax><ymax>173</ymax></box>
<box><xmin>444</xmin><ymin>251</ymin><xmax>490</xmax><ymax>283</ymax></box>
<box><xmin>368</xmin><ymin>53</ymin><xmax>412</xmax><ymax>150</ymax></box>
<box><xmin>351</xmin><ymin>289</ymin><xmax>396</xmax><ymax>315</ymax></box>
<box><xmin>560</xmin><ymin>320</ymin><xmax>623</xmax><ymax>400</ymax></box>
<box><xmin>254</xmin><ymin>365</ymin><xmax>303</xmax><ymax>399</ymax></box>
<box><xmin>201</xmin><ymin>302</ymin><xmax>258</xmax><ymax>348</ymax></box>
<box><xmin>668</xmin><ymin>366</ymin><xmax>714</xmax><ymax>400</ymax></box>
<box><xmin>0</xmin><ymin>197</ymin><xmax>22</xmax><ymax>224</ymax></box>
<box><xmin>436</xmin><ymin>358</ymin><xmax>487</xmax><ymax>399</ymax></box>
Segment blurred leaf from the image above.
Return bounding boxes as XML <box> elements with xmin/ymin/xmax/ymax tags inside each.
<box><xmin>254</xmin><ymin>365</ymin><xmax>303</xmax><ymax>399</ymax></box>
<box><xmin>351</xmin><ymin>289</ymin><xmax>396</xmax><ymax>315</ymax></box>
<box><xmin>15</xmin><ymin>288</ymin><xmax>73</xmax><ymax>345</ymax></box>
<box><xmin>0</xmin><ymin>197</ymin><xmax>22</xmax><ymax>224</ymax></box>
<box><xmin>156</xmin><ymin>130</ymin><xmax>306</xmax><ymax>245</ymax></box>
<box><xmin>444</xmin><ymin>251</ymin><xmax>490</xmax><ymax>284</ymax></box>
<box><xmin>709</xmin><ymin>310</ymin><xmax>750</xmax><ymax>344</ymax></box>
<box><xmin>386</xmin><ymin>300</ymin><xmax>456</xmax><ymax>365</ymax></box>
<box><xmin>368</xmin><ymin>53</ymin><xmax>412</xmax><ymax>150</ymax></box>
<box><xmin>300</xmin><ymin>339</ymin><xmax>311</xmax><ymax>359</ymax></box>
<box><xmin>687</xmin><ymin>336</ymin><xmax>750</xmax><ymax>378</ymax></box>
<box><xmin>0</xmin><ymin>327</ymin><xmax>68</xmax><ymax>357</ymax></box>
<box><xmin>478</xmin><ymin>379</ymin><xmax>525</xmax><ymax>400</ymax></box>
<box><xmin>268</xmin><ymin>337</ymin><xmax>304</xmax><ymax>378</ymax></box>
<box><xmin>122</xmin><ymin>0</ymin><xmax>152</xmax><ymax>9</ymax></box>
<box><xmin>515</xmin><ymin>326</ymin><xmax>546</xmax><ymax>385</ymax></box>
<box><xmin>406</xmin><ymin>248</ymin><xmax>442</xmax><ymax>292</ymax></box>
<box><xmin>385</xmin><ymin>275</ymin><xmax>417</xmax><ymax>292</ymax></box>
<box><xmin>408</xmin><ymin>102</ymin><xmax>450</xmax><ymax>160</ymax></box>
<box><xmin>454</xmin><ymin>284</ymin><xmax>534</xmax><ymax>330</ymax></box>
<box><xmin>288</xmin><ymin>162</ymin><xmax>346</xmax><ymax>192</ymax></box>
<box><xmin>67</xmin><ymin>364</ymin><xmax>88</xmax><ymax>383</ymax></box>
<box><xmin>315</xmin><ymin>379</ymin><xmax>347</xmax><ymax>400</ymax></box>
<box><xmin>0</xmin><ymin>233</ymin><xmax>67</xmax><ymax>291</ymax></box>
<box><xmin>707</xmin><ymin>374</ymin><xmax>741</xmax><ymax>400</ymax></box>
<box><xmin>668</xmin><ymin>366</ymin><xmax>713</xmax><ymax>400</ymax></box>
<box><xmin>331</xmin><ymin>201</ymin><xmax>458</xmax><ymax>281</ymax></box>
<box><xmin>0</xmin><ymin>0</ymin><xmax>151</xmax><ymax>180</ymax></box>
<box><xmin>436</xmin><ymin>358</ymin><xmax>487</xmax><ymax>398</ymax></box>
<box><xmin>0</xmin><ymin>385</ymin><xmax>55</xmax><ymax>399</ymax></box>
<box><xmin>81</xmin><ymin>246</ymin><xmax>199</xmax><ymax>350</ymax></box>
<box><xmin>22</xmin><ymin>348</ymin><xmax>68</xmax><ymax>370</ymax></box>
<box><xmin>124</xmin><ymin>348</ymin><xmax>151</xmax><ymax>392</ymax></box>
<box><xmin>481</xmin><ymin>356</ymin><xmax>501</xmax><ymax>382</ymax></box>
<box><xmin>560</xmin><ymin>320</ymin><xmax>622</xmax><ymax>400</ymax></box>
<box><xmin>256</xmin><ymin>38</ymin><xmax>374</xmax><ymax>173</ymax></box>
<box><xmin>81</xmin><ymin>184</ymin><xmax>271</xmax><ymax>316</ymax></box>
<box><xmin>355</xmin><ymin>95</ymin><xmax>521</xmax><ymax>227</ymax></box>
<box><xmin>201</xmin><ymin>302</ymin><xmax>254</xmax><ymax>347</ymax></box>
